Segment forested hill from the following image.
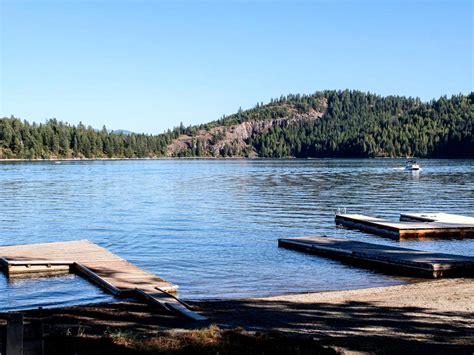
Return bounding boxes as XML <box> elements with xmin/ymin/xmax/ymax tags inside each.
<box><xmin>1</xmin><ymin>90</ymin><xmax>473</xmax><ymax>159</ymax></box>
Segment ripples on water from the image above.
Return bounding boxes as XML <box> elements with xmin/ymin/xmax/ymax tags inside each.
<box><xmin>0</xmin><ymin>159</ymin><xmax>473</xmax><ymax>311</ymax></box>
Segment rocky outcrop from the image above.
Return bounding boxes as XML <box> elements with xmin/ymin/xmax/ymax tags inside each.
<box><xmin>166</xmin><ymin>108</ymin><xmax>326</xmax><ymax>157</ymax></box>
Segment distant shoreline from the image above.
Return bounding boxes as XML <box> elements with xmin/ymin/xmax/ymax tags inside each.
<box><xmin>0</xmin><ymin>156</ymin><xmax>468</xmax><ymax>162</ymax></box>
<box><xmin>0</xmin><ymin>157</ymin><xmax>250</xmax><ymax>162</ymax></box>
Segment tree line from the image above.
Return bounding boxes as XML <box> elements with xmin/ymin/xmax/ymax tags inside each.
<box><xmin>1</xmin><ymin>90</ymin><xmax>472</xmax><ymax>159</ymax></box>
<box><xmin>249</xmin><ymin>90</ymin><xmax>473</xmax><ymax>158</ymax></box>
<box><xmin>0</xmin><ymin>119</ymin><xmax>172</xmax><ymax>159</ymax></box>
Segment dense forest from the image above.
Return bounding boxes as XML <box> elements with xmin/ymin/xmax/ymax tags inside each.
<box><xmin>1</xmin><ymin>90</ymin><xmax>472</xmax><ymax>159</ymax></box>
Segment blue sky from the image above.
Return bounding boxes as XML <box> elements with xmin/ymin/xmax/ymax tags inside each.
<box><xmin>1</xmin><ymin>0</ymin><xmax>472</xmax><ymax>134</ymax></box>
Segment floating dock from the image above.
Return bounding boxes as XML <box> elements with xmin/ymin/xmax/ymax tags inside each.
<box><xmin>278</xmin><ymin>236</ymin><xmax>474</xmax><ymax>278</ymax></box>
<box><xmin>399</xmin><ymin>212</ymin><xmax>474</xmax><ymax>224</ymax></box>
<box><xmin>0</xmin><ymin>240</ymin><xmax>206</xmax><ymax>321</ymax></box>
<box><xmin>335</xmin><ymin>213</ymin><xmax>474</xmax><ymax>239</ymax></box>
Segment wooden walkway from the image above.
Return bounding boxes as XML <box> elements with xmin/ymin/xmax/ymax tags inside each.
<box><xmin>335</xmin><ymin>213</ymin><xmax>474</xmax><ymax>239</ymax></box>
<box><xmin>278</xmin><ymin>236</ymin><xmax>474</xmax><ymax>278</ymax></box>
<box><xmin>0</xmin><ymin>240</ymin><xmax>206</xmax><ymax>321</ymax></box>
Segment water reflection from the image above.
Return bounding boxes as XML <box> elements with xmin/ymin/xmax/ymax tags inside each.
<box><xmin>0</xmin><ymin>159</ymin><xmax>472</xmax><ymax>310</ymax></box>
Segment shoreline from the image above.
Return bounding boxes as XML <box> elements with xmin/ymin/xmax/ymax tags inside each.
<box><xmin>0</xmin><ymin>156</ymin><xmax>470</xmax><ymax>162</ymax></box>
<box><xmin>1</xmin><ymin>278</ymin><xmax>473</xmax><ymax>353</ymax></box>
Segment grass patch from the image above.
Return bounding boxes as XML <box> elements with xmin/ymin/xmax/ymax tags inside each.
<box><xmin>45</xmin><ymin>325</ymin><xmax>337</xmax><ymax>354</ymax></box>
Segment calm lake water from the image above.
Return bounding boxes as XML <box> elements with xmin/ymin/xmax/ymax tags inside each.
<box><xmin>0</xmin><ymin>159</ymin><xmax>473</xmax><ymax>311</ymax></box>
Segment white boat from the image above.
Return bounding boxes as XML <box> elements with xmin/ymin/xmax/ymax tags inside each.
<box><xmin>405</xmin><ymin>160</ymin><xmax>420</xmax><ymax>171</ymax></box>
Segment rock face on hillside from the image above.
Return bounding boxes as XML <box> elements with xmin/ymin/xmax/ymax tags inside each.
<box><xmin>166</xmin><ymin>109</ymin><xmax>326</xmax><ymax>158</ymax></box>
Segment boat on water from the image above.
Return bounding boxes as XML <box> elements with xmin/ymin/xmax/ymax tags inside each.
<box><xmin>405</xmin><ymin>159</ymin><xmax>420</xmax><ymax>171</ymax></box>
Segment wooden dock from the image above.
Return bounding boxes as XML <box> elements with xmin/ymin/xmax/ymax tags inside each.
<box><xmin>400</xmin><ymin>212</ymin><xmax>474</xmax><ymax>224</ymax></box>
<box><xmin>335</xmin><ymin>213</ymin><xmax>474</xmax><ymax>239</ymax></box>
<box><xmin>0</xmin><ymin>240</ymin><xmax>206</xmax><ymax>321</ymax></box>
<box><xmin>278</xmin><ymin>236</ymin><xmax>474</xmax><ymax>278</ymax></box>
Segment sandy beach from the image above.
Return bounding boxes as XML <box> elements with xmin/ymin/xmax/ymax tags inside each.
<box><xmin>195</xmin><ymin>278</ymin><xmax>474</xmax><ymax>352</ymax></box>
<box><xmin>1</xmin><ymin>278</ymin><xmax>473</xmax><ymax>354</ymax></box>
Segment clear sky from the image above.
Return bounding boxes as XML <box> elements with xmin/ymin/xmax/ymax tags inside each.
<box><xmin>1</xmin><ymin>0</ymin><xmax>472</xmax><ymax>134</ymax></box>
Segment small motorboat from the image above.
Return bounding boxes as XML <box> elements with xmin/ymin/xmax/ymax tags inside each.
<box><xmin>405</xmin><ymin>160</ymin><xmax>420</xmax><ymax>171</ymax></box>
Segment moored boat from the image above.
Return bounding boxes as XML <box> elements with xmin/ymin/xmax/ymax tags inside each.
<box><xmin>405</xmin><ymin>159</ymin><xmax>420</xmax><ymax>171</ymax></box>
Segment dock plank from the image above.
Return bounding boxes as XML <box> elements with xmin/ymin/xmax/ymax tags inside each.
<box><xmin>278</xmin><ymin>236</ymin><xmax>474</xmax><ymax>278</ymax></box>
<box><xmin>0</xmin><ymin>240</ymin><xmax>205</xmax><ymax>321</ymax></box>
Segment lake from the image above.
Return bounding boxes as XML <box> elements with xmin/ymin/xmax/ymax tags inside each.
<box><xmin>0</xmin><ymin>159</ymin><xmax>473</xmax><ymax>311</ymax></box>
